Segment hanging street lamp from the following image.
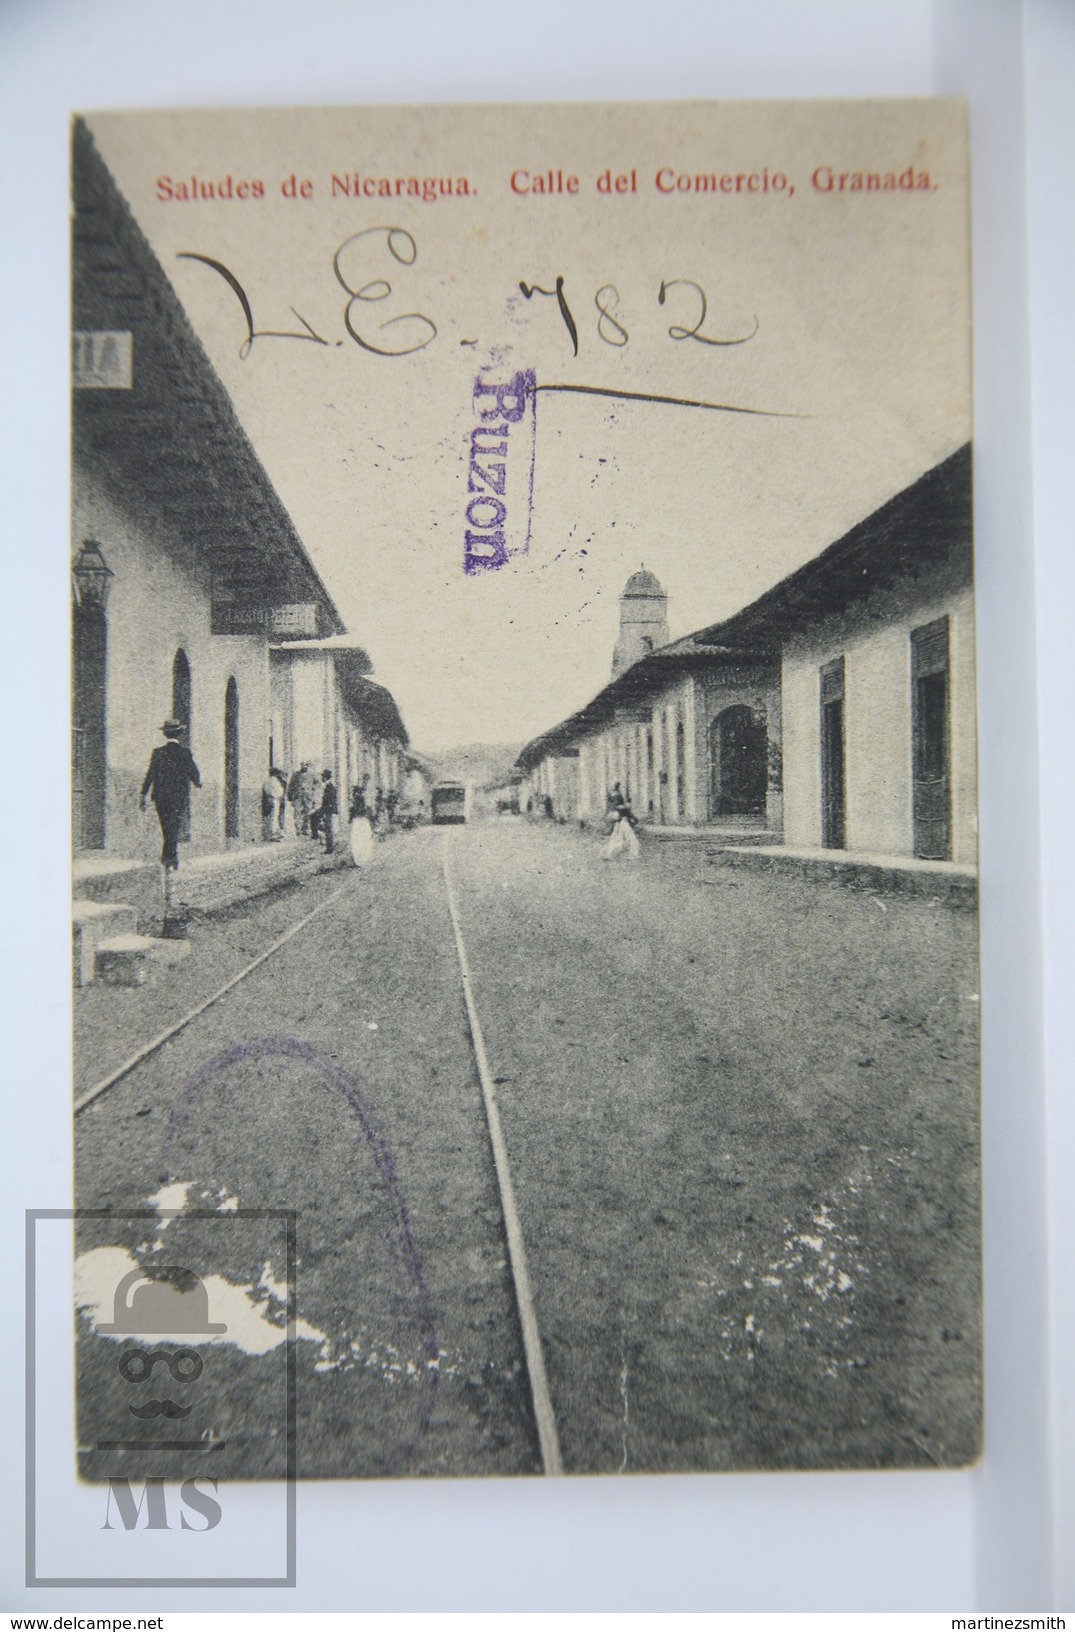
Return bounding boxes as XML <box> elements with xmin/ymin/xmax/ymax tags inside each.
<box><xmin>71</xmin><ymin>541</ymin><xmax>115</xmax><ymax>611</ymax></box>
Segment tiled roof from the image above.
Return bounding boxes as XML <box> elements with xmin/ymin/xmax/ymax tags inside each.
<box><xmin>516</xmin><ymin>444</ymin><xmax>972</xmax><ymax>772</ymax></box>
<box><xmin>72</xmin><ymin>118</ymin><xmax>346</xmax><ymax>638</ymax></box>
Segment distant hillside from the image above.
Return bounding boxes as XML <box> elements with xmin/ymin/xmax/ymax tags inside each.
<box><xmin>420</xmin><ymin>743</ymin><xmax>524</xmax><ymax>790</ymax></box>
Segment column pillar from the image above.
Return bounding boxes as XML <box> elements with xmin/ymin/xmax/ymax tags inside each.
<box><xmin>666</xmin><ymin>703</ymin><xmax>680</xmax><ymax>823</ymax></box>
<box><xmin>683</xmin><ymin>679</ymin><xmax>699</xmax><ymax>823</ymax></box>
<box><xmin>652</xmin><ymin>702</ymin><xmax>665</xmax><ymax>823</ymax></box>
<box><xmin>635</xmin><ymin>720</ymin><xmax>647</xmax><ymax>819</ymax></box>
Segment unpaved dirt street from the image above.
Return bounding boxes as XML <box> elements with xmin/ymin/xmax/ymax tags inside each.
<box><xmin>75</xmin><ymin>818</ymin><xmax>980</xmax><ymax>1476</ymax></box>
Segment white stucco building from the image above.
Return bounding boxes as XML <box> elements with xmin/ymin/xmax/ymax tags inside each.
<box><xmin>71</xmin><ymin>119</ymin><xmax>413</xmax><ymax>863</ymax></box>
<box><xmin>519</xmin><ymin>567</ymin><xmax>782</xmax><ymax>835</ymax></box>
<box><xmin>701</xmin><ymin>445</ymin><xmax>975</xmax><ymax>866</ymax></box>
<box><xmin>269</xmin><ymin>641</ymin><xmax>410</xmax><ymax>806</ymax></box>
<box><xmin>518</xmin><ymin>446</ymin><xmax>975</xmax><ymax>871</ymax></box>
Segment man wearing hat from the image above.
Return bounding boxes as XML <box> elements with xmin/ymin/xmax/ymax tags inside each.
<box><xmin>316</xmin><ymin>768</ymin><xmax>338</xmax><ymax>854</ymax></box>
<box><xmin>140</xmin><ymin>720</ymin><xmax>202</xmax><ymax>870</ymax></box>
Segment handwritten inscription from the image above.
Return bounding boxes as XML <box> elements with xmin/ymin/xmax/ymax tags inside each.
<box><xmin>178</xmin><ymin>229</ymin><xmax>756</xmax><ymax>362</ymax></box>
<box><xmin>522</xmin><ymin>275</ymin><xmax>757</xmax><ymax>354</ymax></box>
<box><xmin>334</xmin><ymin>227</ymin><xmax>437</xmax><ymax>357</ymax></box>
<box><xmin>519</xmin><ymin>278</ymin><xmax>579</xmax><ymax>358</ymax></box>
<box><xmin>179</xmin><ymin>226</ymin><xmax>437</xmax><ymax>359</ymax></box>
<box><xmin>177</xmin><ymin>252</ymin><xmax>332</xmax><ymax>359</ymax></box>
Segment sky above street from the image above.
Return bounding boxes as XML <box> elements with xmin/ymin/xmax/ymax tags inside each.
<box><xmin>89</xmin><ymin>101</ymin><xmax>971</xmax><ymax>752</ymax></box>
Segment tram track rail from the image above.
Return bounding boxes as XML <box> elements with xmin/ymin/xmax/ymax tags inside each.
<box><xmin>73</xmin><ymin>880</ymin><xmax>351</xmax><ymax>1115</ymax></box>
<box><xmin>442</xmin><ymin>835</ymin><xmax>563</xmax><ymax>1477</ymax></box>
<box><xmin>74</xmin><ymin>834</ymin><xmax>563</xmax><ymax>1475</ymax></box>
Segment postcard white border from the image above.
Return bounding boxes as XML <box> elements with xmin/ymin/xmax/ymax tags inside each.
<box><xmin>0</xmin><ymin>0</ymin><xmax>1070</xmax><ymax>1611</ymax></box>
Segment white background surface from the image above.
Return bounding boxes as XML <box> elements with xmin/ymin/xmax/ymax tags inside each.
<box><xmin>0</xmin><ymin>0</ymin><xmax>1070</xmax><ymax>1611</ymax></box>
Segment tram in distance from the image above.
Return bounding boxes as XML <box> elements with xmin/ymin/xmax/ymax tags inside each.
<box><xmin>431</xmin><ymin>781</ymin><xmax>470</xmax><ymax>825</ymax></box>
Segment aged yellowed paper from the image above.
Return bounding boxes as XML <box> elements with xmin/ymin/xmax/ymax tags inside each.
<box><xmin>70</xmin><ymin>101</ymin><xmax>977</xmax><ymax>1486</ymax></box>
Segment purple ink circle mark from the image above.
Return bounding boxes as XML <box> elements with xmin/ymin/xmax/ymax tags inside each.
<box><xmin>167</xmin><ymin>1036</ymin><xmax>439</xmax><ymax>1474</ymax></box>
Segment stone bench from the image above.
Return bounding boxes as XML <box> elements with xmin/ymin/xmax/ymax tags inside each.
<box><xmin>72</xmin><ymin>900</ymin><xmax>138</xmax><ymax>987</ymax></box>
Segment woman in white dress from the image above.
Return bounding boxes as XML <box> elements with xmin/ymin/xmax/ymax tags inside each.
<box><xmin>348</xmin><ymin>782</ymin><xmax>374</xmax><ymax>865</ymax></box>
<box><xmin>601</xmin><ymin>785</ymin><xmax>641</xmax><ymax>861</ymax></box>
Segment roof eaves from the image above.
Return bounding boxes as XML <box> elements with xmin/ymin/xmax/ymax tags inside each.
<box><xmin>691</xmin><ymin>443</ymin><xmax>972</xmax><ymax>648</ymax></box>
<box><xmin>73</xmin><ymin>118</ymin><xmax>347</xmax><ymax>641</ymax></box>
<box><xmin>515</xmin><ymin>645</ymin><xmax>771</xmax><ymax>769</ymax></box>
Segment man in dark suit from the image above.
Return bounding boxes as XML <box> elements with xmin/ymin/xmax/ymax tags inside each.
<box><xmin>317</xmin><ymin>769</ymin><xmax>338</xmax><ymax>854</ymax></box>
<box><xmin>140</xmin><ymin>720</ymin><xmax>201</xmax><ymax>869</ymax></box>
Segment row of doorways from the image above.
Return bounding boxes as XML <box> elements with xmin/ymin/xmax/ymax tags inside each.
<box><xmin>72</xmin><ymin>628</ymin><xmax>242</xmax><ymax>852</ymax></box>
<box><xmin>616</xmin><ymin>707</ymin><xmax>767</xmax><ymax>824</ymax></box>
<box><xmin>820</xmin><ymin>620</ymin><xmax>952</xmax><ymax>861</ymax></box>
<box><xmin>164</xmin><ymin>652</ymin><xmax>243</xmax><ymax>845</ymax></box>
<box><xmin>709</xmin><ymin>705</ymin><xmax>769</xmax><ymax>819</ymax></box>
<box><xmin>702</xmin><ymin>648</ymin><xmax>952</xmax><ymax>860</ymax></box>
<box><xmin>171</xmin><ymin>651</ymin><xmax>241</xmax><ymax>843</ymax></box>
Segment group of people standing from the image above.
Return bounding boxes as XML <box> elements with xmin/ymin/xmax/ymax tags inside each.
<box><xmin>344</xmin><ymin>781</ymin><xmax>407</xmax><ymax>861</ymax></box>
<box><xmin>140</xmin><ymin>720</ymin><xmax>393</xmax><ymax>874</ymax></box>
<box><xmin>141</xmin><ymin>723</ymin><xmax>641</xmax><ymax>876</ymax></box>
<box><xmin>278</xmin><ymin>762</ymin><xmax>402</xmax><ymax>866</ymax></box>
<box><xmin>264</xmin><ymin>762</ymin><xmax>335</xmax><ymax>847</ymax></box>
<box><xmin>259</xmin><ymin>763</ymin><xmax>339</xmax><ymax>848</ymax></box>
<box><xmin>272</xmin><ymin>762</ymin><xmax>386</xmax><ymax>863</ymax></box>
<box><xmin>278</xmin><ymin>764</ymin><xmax>401</xmax><ymax>846</ymax></box>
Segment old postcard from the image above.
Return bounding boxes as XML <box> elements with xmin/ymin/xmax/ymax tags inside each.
<box><xmin>70</xmin><ymin>100</ymin><xmax>978</xmax><ymax>1485</ymax></box>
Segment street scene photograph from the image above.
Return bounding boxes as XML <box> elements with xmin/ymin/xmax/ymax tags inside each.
<box><xmin>69</xmin><ymin>98</ymin><xmax>980</xmax><ymax>1481</ymax></box>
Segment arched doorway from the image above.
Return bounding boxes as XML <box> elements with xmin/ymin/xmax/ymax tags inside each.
<box><xmin>72</xmin><ymin>604</ymin><xmax>107</xmax><ymax>850</ymax></box>
<box><xmin>224</xmin><ymin>677</ymin><xmax>240</xmax><ymax>841</ymax></box>
<box><xmin>710</xmin><ymin>705</ymin><xmax>767</xmax><ymax>818</ymax></box>
<box><xmin>171</xmin><ymin>649</ymin><xmax>192</xmax><ymax>840</ymax></box>
<box><xmin>171</xmin><ymin>649</ymin><xmax>191</xmax><ymax>730</ymax></box>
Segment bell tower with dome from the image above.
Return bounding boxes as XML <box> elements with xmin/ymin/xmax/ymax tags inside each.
<box><xmin>611</xmin><ymin>566</ymin><xmax>669</xmax><ymax>678</ymax></box>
